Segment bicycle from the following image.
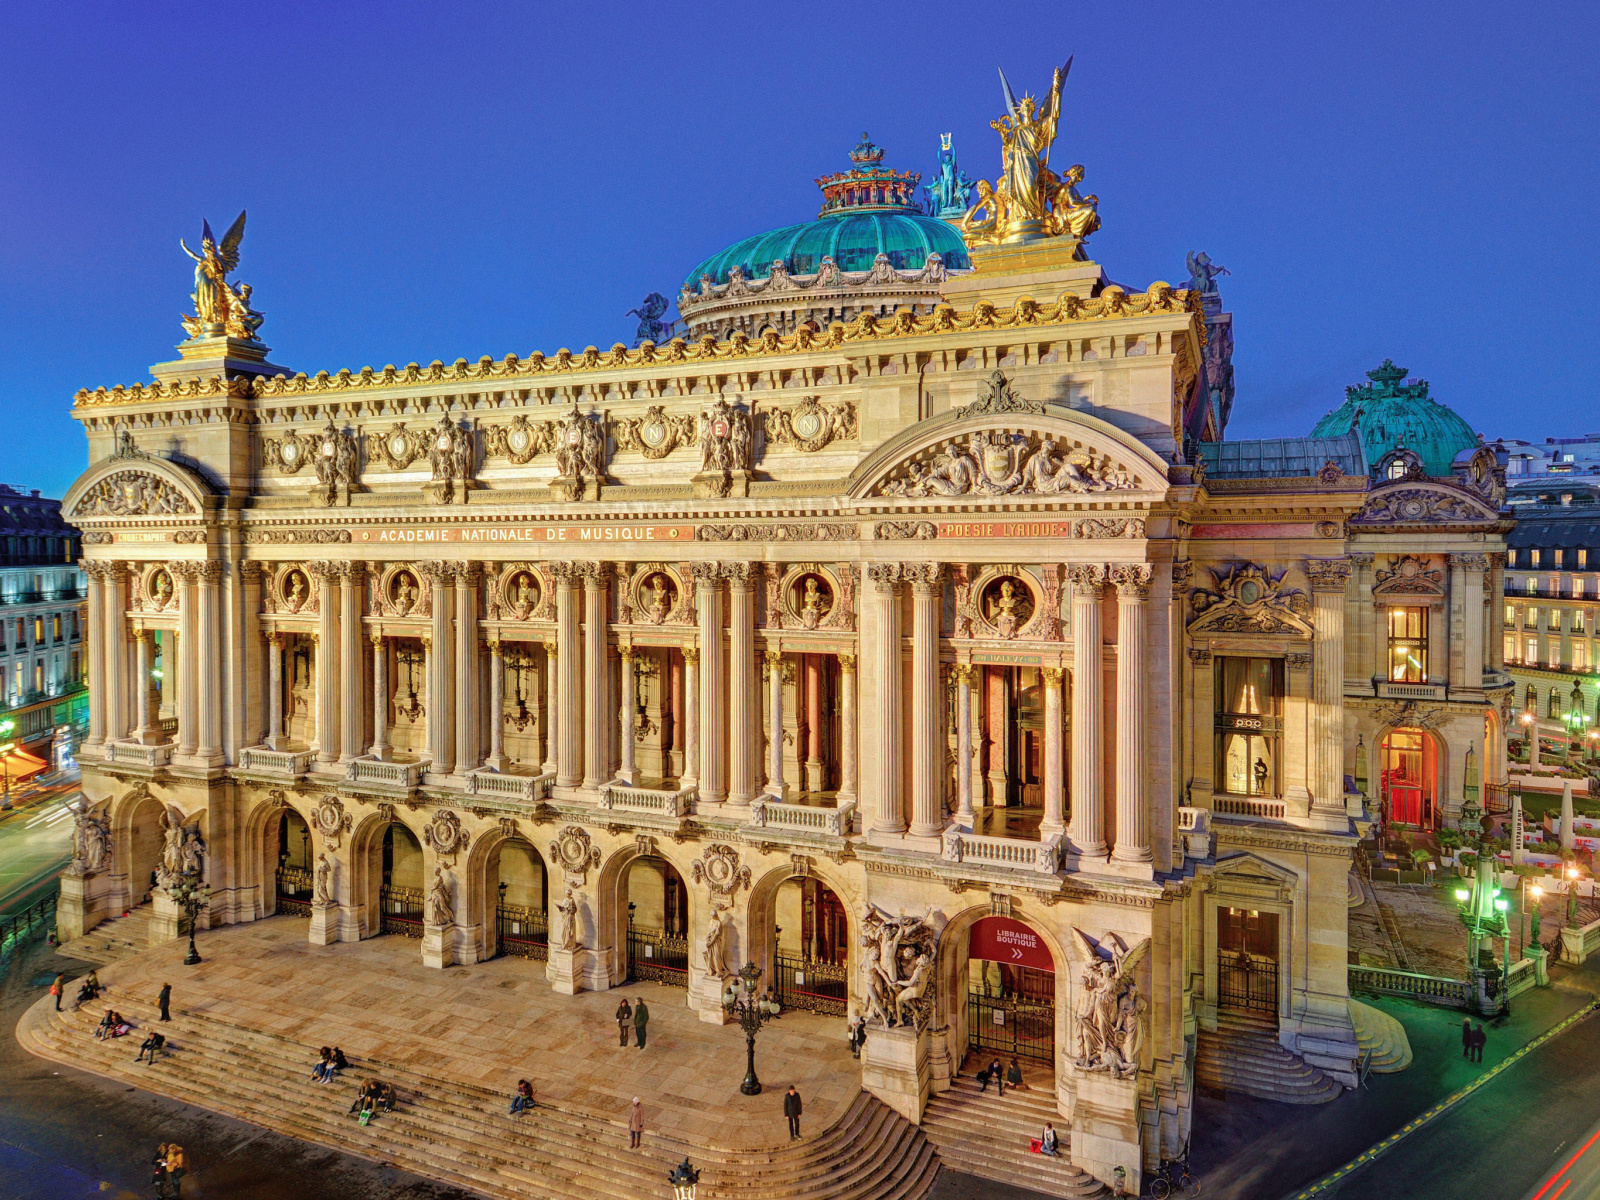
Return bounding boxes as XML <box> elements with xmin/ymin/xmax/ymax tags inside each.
<box><xmin>1148</xmin><ymin>1141</ymin><xmax>1199</xmax><ymax>1197</ymax></box>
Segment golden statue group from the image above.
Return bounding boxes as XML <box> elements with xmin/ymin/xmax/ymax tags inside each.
<box><xmin>180</xmin><ymin>210</ymin><xmax>265</xmax><ymax>341</ymax></box>
<box><xmin>958</xmin><ymin>57</ymin><xmax>1101</xmax><ymax>253</ymax></box>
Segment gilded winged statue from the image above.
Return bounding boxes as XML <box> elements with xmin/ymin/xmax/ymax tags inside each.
<box><xmin>180</xmin><ymin>210</ymin><xmax>259</xmax><ymax>338</ymax></box>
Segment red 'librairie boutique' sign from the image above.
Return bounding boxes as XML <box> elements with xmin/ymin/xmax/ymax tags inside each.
<box><xmin>968</xmin><ymin>916</ymin><xmax>1054</xmax><ymax>972</ymax></box>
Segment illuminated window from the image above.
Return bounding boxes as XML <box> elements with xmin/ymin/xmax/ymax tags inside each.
<box><xmin>1527</xmin><ymin>578</ymin><xmax>1539</xmax><ymax>595</ymax></box>
<box><xmin>1550</xmin><ymin>688</ymin><xmax>1563</xmax><ymax>718</ymax></box>
<box><xmin>1577</xmin><ymin>611</ymin><xmax>1588</xmax><ymax>634</ymax></box>
<box><xmin>32</xmin><ymin>616</ymin><xmax>42</xmax><ymax>643</ymax></box>
<box><xmin>1551</xmin><ymin>611</ymin><xmax>1565</xmax><ymax>632</ymax></box>
<box><xmin>1576</xmin><ymin>643</ymin><xmax>1589</xmax><ymax>671</ymax></box>
<box><xmin>1508</xmin><ymin>549</ymin><xmax>1518</xmax><ymax>567</ymax></box>
<box><xmin>51</xmin><ymin>615</ymin><xmax>60</xmax><ymax>641</ymax></box>
<box><xmin>1214</xmin><ymin>657</ymin><xmax>1283</xmax><ymax>798</ymax></box>
<box><xmin>32</xmin><ymin>660</ymin><xmax>42</xmax><ymax>693</ymax></box>
<box><xmin>1527</xmin><ymin>637</ymin><xmax>1539</xmax><ymax>664</ymax></box>
<box><xmin>1532</xmin><ymin>549</ymin><xmax>1542</xmax><ymax>568</ymax></box>
<box><xmin>1504</xmin><ymin>633</ymin><xmax>1518</xmax><ymax>662</ymax></box>
<box><xmin>1556</xmin><ymin>549</ymin><xmax>1565</xmax><ymax>568</ymax></box>
<box><xmin>1387</xmin><ymin>458</ymin><xmax>1408</xmax><ymax>480</ymax></box>
<box><xmin>1388</xmin><ymin>607</ymin><xmax>1428</xmax><ymax>682</ymax></box>
<box><xmin>1529</xmin><ymin>607</ymin><xmax>1540</xmax><ymax>627</ymax></box>
<box><xmin>1505</xmin><ymin>603</ymin><xmax>1517</xmax><ymax>625</ymax></box>
<box><xmin>11</xmin><ymin>662</ymin><xmax>20</xmax><ymax>698</ymax></box>
<box><xmin>1578</xmin><ymin>549</ymin><xmax>1588</xmax><ymax>569</ymax></box>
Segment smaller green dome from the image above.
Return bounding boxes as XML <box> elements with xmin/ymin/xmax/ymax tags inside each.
<box><xmin>1311</xmin><ymin>360</ymin><xmax>1478</xmax><ymax>477</ymax></box>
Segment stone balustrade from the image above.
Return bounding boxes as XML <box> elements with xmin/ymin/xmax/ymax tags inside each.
<box><xmin>1560</xmin><ymin>914</ymin><xmax>1600</xmax><ymax>964</ymax></box>
<box><xmin>348</xmin><ymin>757</ymin><xmax>430</xmax><ymax>788</ymax></box>
<box><xmin>103</xmin><ymin>741</ymin><xmax>175</xmax><ymax>768</ymax></box>
<box><xmin>237</xmin><ymin>746</ymin><xmax>316</xmax><ymax>777</ymax></box>
<box><xmin>1176</xmin><ymin>805</ymin><xmax>1211</xmax><ymax>860</ymax></box>
<box><xmin>597</xmin><ymin>782</ymin><xmax>695</xmax><ymax>817</ymax></box>
<box><xmin>940</xmin><ymin>829</ymin><xmax>1063</xmax><ymax>876</ymax></box>
<box><xmin>748</xmin><ymin>798</ymin><xmax>856</xmax><ymax>838</ymax></box>
<box><xmin>1347</xmin><ymin>964</ymin><xmax>1472</xmax><ymax>1008</ymax></box>
<box><xmin>464</xmin><ymin>769</ymin><xmax>553</xmax><ymax>802</ymax></box>
<box><xmin>1214</xmin><ymin>796</ymin><xmax>1287</xmax><ymax>820</ymax></box>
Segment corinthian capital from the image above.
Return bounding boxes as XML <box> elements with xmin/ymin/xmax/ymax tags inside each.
<box><xmin>1065</xmin><ymin>563</ymin><xmax>1107</xmax><ymax>596</ymax></box>
<box><xmin>903</xmin><ymin>562</ymin><xmax>945</xmax><ymax>592</ymax></box>
<box><xmin>1450</xmin><ymin>552</ymin><xmax>1491</xmax><ymax>572</ymax></box>
<box><xmin>417</xmin><ymin>560</ymin><xmax>451</xmax><ymax>583</ymax></box>
<box><xmin>867</xmin><ymin>563</ymin><xmax>903</xmax><ymax>593</ymax></box>
<box><xmin>1109</xmin><ymin>563</ymin><xmax>1153</xmax><ymax>599</ymax></box>
<box><xmin>686</xmin><ymin>561</ymin><xmax>723</xmax><ymax>582</ymax></box>
<box><xmin>1305</xmin><ymin>557</ymin><xmax>1353</xmax><ymax>593</ymax></box>
<box><xmin>721</xmin><ymin>561</ymin><xmax>758</xmax><ymax>587</ymax></box>
<box><xmin>543</xmin><ymin>561</ymin><xmax>579</xmax><ymax>584</ymax></box>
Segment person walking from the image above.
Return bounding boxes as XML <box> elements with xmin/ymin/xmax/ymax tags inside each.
<box><xmin>50</xmin><ymin>973</ymin><xmax>64</xmax><ymax>1012</ymax></box>
<box><xmin>628</xmin><ymin>1097</ymin><xmax>645</xmax><ymax>1149</ymax></box>
<box><xmin>616</xmin><ymin>997</ymin><xmax>633</xmax><ymax>1047</ymax></box>
<box><xmin>783</xmin><ymin>1085</ymin><xmax>803</xmax><ymax>1140</ymax></box>
<box><xmin>1472</xmin><ymin>1023</ymin><xmax>1486</xmax><ymax>1063</ymax></box>
<box><xmin>165</xmin><ymin>1144</ymin><xmax>187</xmax><ymax>1197</ymax></box>
<box><xmin>151</xmin><ymin>1143</ymin><xmax>173</xmax><ymax>1200</ymax></box>
<box><xmin>633</xmin><ymin>997</ymin><xmax>649</xmax><ymax>1050</ymax></box>
<box><xmin>1461</xmin><ymin>1017</ymin><xmax>1472</xmax><ymax>1060</ymax></box>
<box><xmin>157</xmin><ymin>982</ymin><xmax>172</xmax><ymax>1022</ymax></box>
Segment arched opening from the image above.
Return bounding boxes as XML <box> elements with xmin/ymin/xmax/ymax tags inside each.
<box><xmin>378</xmin><ymin>823</ymin><xmax>425</xmax><ymax>937</ymax></box>
<box><xmin>274</xmin><ymin>810</ymin><xmax>314</xmax><ymax>916</ymax></box>
<box><xmin>771</xmin><ymin>876</ymin><xmax>849</xmax><ymax>1014</ymax></box>
<box><xmin>964</xmin><ymin>915</ymin><xmax>1057</xmax><ymax>1072</ymax></box>
<box><xmin>1380</xmin><ymin>726</ymin><xmax>1439</xmax><ymax>829</ymax></box>
<box><xmin>491</xmin><ymin>837</ymin><xmax>548</xmax><ymax>960</ymax></box>
<box><xmin>125</xmin><ymin>792</ymin><xmax>166</xmax><ymax>911</ymax></box>
<box><xmin>973</xmin><ymin>665</ymin><xmax>1049</xmax><ymax>836</ymax></box>
<box><xmin>624</xmin><ymin>856</ymin><xmax>688</xmax><ymax>986</ymax></box>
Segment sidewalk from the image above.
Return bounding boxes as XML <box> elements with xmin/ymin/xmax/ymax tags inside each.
<box><xmin>1192</xmin><ymin>962</ymin><xmax>1599</xmax><ymax>1200</ymax></box>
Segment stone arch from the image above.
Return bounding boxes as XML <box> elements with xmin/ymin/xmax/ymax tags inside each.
<box><xmin>241</xmin><ymin>787</ymin><xmax>313</xmax><ymax>921</ymax></box>
<box><xmin>595</xmin><ymin>837</ymin><xmax>697</xmax><ymax>992</ymax></box>
<box><xmin>347</xmin><ymin>807</ymin><xmax>426</xmax><ymax>940</ymax></box>
<box><xmin>1371</xmin><ymin>719</ymin><xmax>1450</xmax><ymax>830</ymax></box>
<box><xmin>462</xmin><ymin>821</ymin><xmax>550</xmax><ymax>960</ymax></box>
<box><xmin>108</xmin><ymin>782</ymin><xmax>169</xmax><ymax>916</ymax></box>
<box><xmin>932</xmin><ymin>903</ymin><xmax>1071</xmax><ymax>1106</ymax></box>
<box><xmin>744</xmin><ymin>858</ymin><xmax>861</xmax><ymax>1011</ymax></box>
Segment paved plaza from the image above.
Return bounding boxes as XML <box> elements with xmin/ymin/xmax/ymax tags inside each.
<box><xmin>65</xmin><ymin>914</ymin><xmax>861</xmax><ymax>1152</ymax></box>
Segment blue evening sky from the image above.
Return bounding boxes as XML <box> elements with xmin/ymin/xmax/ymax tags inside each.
<box><xmin>3</xmin><ymin>1</ymin><xmax>1596</xmax><ymax>499</ymax></box>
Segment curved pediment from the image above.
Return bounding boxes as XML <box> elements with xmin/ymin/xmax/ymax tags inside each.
<box><xmin>1352</xmin><ymin>480</ymin><xmax>1500</xmax><ymax>527</ymax></box>
<box><xmin>846</xmin><ymin>404</ymin><xmax>1171</xmax><ymax>504</ymax></box>
<box><xmin>64</xmin><ymin>437</ymin><xmax>214</xmax><ymax>521</ymax></box>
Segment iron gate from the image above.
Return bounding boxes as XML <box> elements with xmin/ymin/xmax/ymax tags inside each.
<box><xmin>275</xmin><ymin>865</ymin><xmax>313</xmax><ymax>917</ymax></box>
<box><xmin>774</xmin><ymin>953</ymin><xmax>848</xmax><ymax>1016</ymax></box>
<box><xmin>627</xmin><ymin>925</ymin><xmax>688</xmax><ymax>986</ymax></box>
<box><xmin>1217</xmin><ymin>950</ymin><xmax>1278</xmax><ymax>1017</ymax></box>
<box><xmin>497</xmin><ymin>903</ymin><xmax>548</xmax><ymax>960</ymax></box>
<box><xmin>378</xmin><ymin>885</ymin><xmax>424</xmax><ymax>938</ymax></box>
<box><xmin>968</xmin><ymin>990</ymin><xmax>1055</xmax><ymax>1063</ymax></box>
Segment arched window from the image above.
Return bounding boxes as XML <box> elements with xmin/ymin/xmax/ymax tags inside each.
<box><xmin>1550</xmin><ymin>687</ymin><xmax>1563</xmax><ymax>719</ymax></box>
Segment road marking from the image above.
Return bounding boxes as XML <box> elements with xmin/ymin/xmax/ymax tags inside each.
<box><xmin>1287</xmin><ymin>998</ymin><xmax>1600</xmax><ymax>1198</ymax></box>
<box><xmin>1530</xmin><ymin>1124</ymin><xmax>1600</xmax><ymax>1200</ymax></box>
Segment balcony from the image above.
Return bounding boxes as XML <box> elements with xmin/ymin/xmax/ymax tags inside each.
<box><xmin>464</xmin><ymin>768</ymin><xmax>552</xmax><ymax>802</ymax></box>
<box><xmin>1214</xmin><ymin>795</ymin><xmax>1288</xmax><ymax>820</ymax></box>
<box><xmin>598</xmin><ymin>782</ymin><xmax>696</xmax><ymax>818</ymax></box>
<box><xmin>940</xmin><ymin>828</ymin><xmax>1063</xmax><ymax>875</ymax></box>
<box><xmin>747</xmin><ymin>797</ymin><xmax>855</xmax><ymax>837</ymax></box>
<box><xmin>1177</xmin><ymin>805</ymin><xmax>1212</xmax><ymax>859</ymax></box>
<box><xmin>1375</xmin><ymin>681</ymin><xmax>1447</xmax><ymax>701</ymax></box>
<box><xmin>348</xmin><ymin>757</ymin><xmax>429</xmax><ymax>788</ymax></box>
<box><xmin>102</xmin><ymin>741</ymin><xmax>174</xmax><ymax>768</ymax></box>
<box><xmin>238</xmin><ymin>746</ymin><xmax>316</xmax><ymax>777</ymax></box>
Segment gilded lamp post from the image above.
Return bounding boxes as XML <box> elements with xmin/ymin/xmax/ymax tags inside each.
<box><xmin>722</xmin><ymin>961</ymin><xmax>779</xmax><ymax>1096</ymax></box>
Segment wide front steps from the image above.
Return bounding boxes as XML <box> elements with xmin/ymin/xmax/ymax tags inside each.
<box><xmin>1348</xmin><ymin>998</ymin><xmax>1413</xmax><ymax>1073</ymax></box>
<box><xmin>20</xmin><ymin>988</ymin><xmax>938</xmax><ymax>1200</ymax></box>
<box><xmin>920</xmin><ymin>1073</ymin><xmax>1104</xmax><ymax>1197</ymax></box>
<box><xmin>57</xmin><ymin>908</ymin><xmax>153</xmax><ymax>966</ymax></box>
<box><xmin>1195</xmin><ymin>1012</ymin><xmax>1342</xmax><ymax>1105</ymax></box>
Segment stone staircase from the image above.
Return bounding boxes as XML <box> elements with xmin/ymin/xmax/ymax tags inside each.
<box><xmin>19</xmin><ymin>988</ymin><xmax>939</xmax><ymax>1200</ymax></box>
<box><xmin>56</xmin><ymin>907</ymin><xmax>153</xmax><ymax>965</ymax></box>
<box><xmin>920</xmin><ymin>1072</ymin><xmax>1104</xmax><ymax>1197</ymax></box>
<box><xmin>1195</xmin><ymin>1011</ymin><xmax>1342</xmax><ymax>1104</ymax></box>
<box><xmin>1348</xmin><ymin>998</ymin><xmax>1413</xmax><ymax>1073</ymax></box>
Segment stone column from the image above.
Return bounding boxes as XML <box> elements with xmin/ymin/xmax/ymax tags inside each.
<box><xmin>83</xmin><ymin>564</ymin><xmax>105</xmax><ymax>749</ymax></box>
<box><xmin>1458</xmin><ymin>553</ymin><xmax>1488</xmax><ymax>689</ymax></box>
<box><xmin>838</xmin><ymin>653</ymin><xmax>857</xmax><ymax>805</ymax></box>
<box><xmin>454</xmin><ymin>563</ymin><xmax>481</xmax><ymax>776</ymax></box>
<box><xmin>683</xmin><ymin>645</ymin><xmax>701</xmax><ymax>788</ymax></box>
<box><xmin>175</xmin><ymin>564</ymin><xmax>198</xmax><ymax>759</ymax></box>
<box><xmin>766</xmin><ymin>650</ymin><xmax>785</xmax><ymax>799</ymax></box>
<box><xmin>1308</xmin><ymin>558</ymin><xmax>1353</xmax><ymax>822</ymax></box>
<box><xmin>805</xmin><ymin>654</ymin><xmax>823</xmax><ymax>791</ymax></box>
<box><xmin>309</xmin><ymin>562</ymin><xmax>339</xmax><ymax>764</ymax></box>
<box><xmin>869</xmin><ymin>565</ymin><xmax>905</xmax><ymax>834</ymax></box>
<box><xmin>908</xmin><ymin>563</ymin><xmax>945</xmax><ymax>838</ymax></box>
<box><xmin>196</xmin><ymin>561</ymin><xmax>224</xmax><ymax>764</ymax></box>
<box><xmin>618</xmin><ymin>645</ymin><xmax>637</xmax><ymax>785</ymax></box>
<box><xmin>727</xmin><ymin>563</ymin><xmax>758</xmax><ymax>804</ymax></box>
<box><xmin>543</xmin><ymin>638</ymin><xmax>560</xmax><ymax>774</ymax></box>
<box><xmin>370</xmin><ymin>632</ymin><xmax>390</xmax><ymax>760</ymax></box>
<box><xmin>954</xmin><ymin>662</ymin><xmax>975</xmax><ymax>829</ymax></box>
<box><xmin>134</xmin><ymin>626</ymin><xmax>158</xmax><ymax>744</ymax></box>
<box><xmin>1067</xmin><ymin>564</ymin><xmax>1107</xmax><ymax>857</ymax></box>
<box><xmin>1041</xmin><ymin>666</ymin><xmax>1065</xmax><ymax>835</ymax></box>
<box><xmin>1489</xmin><ymin>553</ymin><xmax>1507</xmax><ymax>671</ymax></box>
<box><xmin>1448</xmin><ymin>554</ymin><xmax>1468</xmax><ymax>689</ymax></box>
<box><xmin>693</xmin><ymin>564</ymin><xmax>726</xmax><ymax>804</ymax></box>
<box><xmin>422</xmin><ymin>562</ymin><xmax>454</xmax><ymax>775</ymax></box>
<box><xmin>486</xmin><ymin>638</ymin><xmax>507</xmax><ymax>771</ymax></box>
<box><xmin>104</xmin><ymin>564</ymin><xmax>129</xmax><ymax>744</ymax></box>
<box><xmin>339</xmin><ymin>564</ymin><xmax>364</xmax><ymax>764</ymax></box>
<box><xmin>267</xmin><ymin>633</ymin><xmax>285</xmax><ymax>749</ymax></box>
<box><xmin>582</xmin><ymin>564</ymin><xmax>609</xmax><ymax>790</ymax></box>
<box><xmin>1348</xmin><ymin>553</ymin><xmax>1375</xmax><ymax>688</ymax></box>
<box><xmin>240</xmin><ymin>561</ymin><xmax>265</xmax><ymax>755</ymax></box>
<box><xmin>1111</xmin><ymin>565</ymin><xmax>1152</xmax><ymax>861</ymax></box>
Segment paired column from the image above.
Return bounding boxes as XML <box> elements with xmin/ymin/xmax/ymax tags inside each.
<box><xmin>694</xmin><ymin>564</ymin><xmax>726</xmax><ymax>803</ymax></box>
<box><xmin>552</xmin><ymin>566</ymin><xmax>583</xmax><ymax>787</ymax></box>
<box><xmin>83</xmin><ymin>564</ymin><xmax>106</xmax><ymax>749</ymax></box>
<box><xmin>175</xmin><ymin>565</ymin><xmax>199</xmax><ymax>759</ymax></box>
<box><xmin>618</xmin><ymin>645</ymin><xmax>637</xmax><ymax>784</ymax></box>
<box><xmin>311</xmin><ymin>562</ymin><xmax>340</xmax><ymax>764</ymax></box>
<box><xmin>682</xmin><ymin>645</ymin><xmax>701</xmax><ymax>788</ymax></box>
<box><xmin>266</xmin><ymin>633</ymin><xmax>285</xmax><ymax>749</ymax></box>
<box><xmin>338</xmin><ymin>564</ymin><xmax>364</xmax><ymax>764</ymax></box>
<box><xmin>1447</xmin><ymin>555</ymin><xmax>1468</xmax><ymax>689</ymax></box>
<box><xmin>1348</xmin><ymin>553</ymin><xmax>1375</xmax><ymax>688</ymax></box>
<box><xmin>581</xmin><ymin>564</ymin><xmax>609</xmax><ymax>790</ymax></box>
<box><xmin>454</xmin><ymin>563</ymin><xmax>481</xmax><ymax>776</ymax></box>
<box><xmin>804</xmin><ymin>655</ymin><xmax>823</xmax><ymax>791</ymax></box>
<box><xmin>1488</xmin><ymin>553</ymin><xmax>1507</xmax><ymax>671</ymax></box>
<box><xmin>908</xmin><ymin>564</ymin><xmax>945</xmax><ymax>838</ymax></box>
<box><xmin>542</xmin><ymin>638</ymin><xmax>559</xmax><ymax>773</ymax></box>
<box><xmin>134</xmin><ymin>626</ymin><xmax>158</xmax><ymax>744</ymax></box>
<box><xmin>370</xmin><ymin>633</ymin><xmax>390</xmax><ymax>760</ymax></box>
<box><xmin>1458</xmin><ymin>553</ymin><xmax>1488</xmax><ymax>688</ymax></box>
<box><xmin>727</xmin><ymin>563</ymin><xmax>758</xmax><ymax>804</ymax></box>
<box><xmin>1111</xmin><ymin>565</ymin><xmax>1152</xmax><ymax>861</ymax></box>
<box><xmin>868</xmin><ymin>565</ymin><xmax>905</xmax><ymax>834</ymax></box>
<box><xmin>766</xmin><ymin>650</ymin><xmax>785</xmax><ymax>798</ymax></box>
<box><xmin>1040</xmin><ymin>666</ymin><xmax>1065</xmax><ymax>834</ymax></box>
<box><xmin>103</xmin><ymin>564</ymin><xmax>129</xmax><ymax>744</ymax></box>
<box><xmin>1307</xmin><ymin>558</ymin><xmax>1352</xmax><ymax>818</ymax></box>
<box><xmin>954</xmin><ymin>662</ymin><xmax>975</xmax><ymax>829</ymax></box>
<box><xmin>486</xmin><ymin>638</ymin><xmax>507</xmax><ymax>771</ymax></box>
<box><xmin>837</xmin><ymin>653</ymin><xmax>857</xmax><ymax>805</ymax></box>
<box><xmin>1067</xmin><ymin>565</ymin><xmax>1106</xmax><ymax>856</ymax></box>
<box><xmin>196</xmin><ymin>561</ymin><xmax>223</xmax><ymax>764</ymax></box>
<box><xmin>422</xmin><ymin>562</ymin><xmax>454</xmax><ymax>774</ymax></box>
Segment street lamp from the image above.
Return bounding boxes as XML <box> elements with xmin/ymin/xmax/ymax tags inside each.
<box><xmin>667</xmin><ymin>1158</ymin><xmax>700</xmax><ymax>1200</ymax></box>
<box><xmin>721</xmin><ymin>960</ymin><xmax>779</xmax><ymax>1095</ymax></box>
<box><xmin>168</xmin><ymin>871</ymin><xmax>211</xmax><ymax>966</ymax></box>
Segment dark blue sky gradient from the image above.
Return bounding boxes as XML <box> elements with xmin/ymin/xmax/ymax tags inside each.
<box><xmin>3</xmin><ymin>1</ymin><xmax>1596</xmax><ymax>498</ymax></box>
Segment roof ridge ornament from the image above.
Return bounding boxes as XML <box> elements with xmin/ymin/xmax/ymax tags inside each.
<box><xmin>955</xmin><ymin>370</ymin><xmax>1044</xmax><ymax>420</ymax></box>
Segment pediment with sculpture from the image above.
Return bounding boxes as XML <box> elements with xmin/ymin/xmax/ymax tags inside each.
<box><xmin>1352</xmin><ymin>480</ymin><xmax>1501</xmax><ymax>527</ymax></box>
<box><xmin>1187</xmin><ymin>564</ymin><xmax>1311</xmax><ymax>636</ymax></box>
<box><xmin>65</xmin><ymin>442</ymin><xmax>210</xmax><ymax>522</ymax></box>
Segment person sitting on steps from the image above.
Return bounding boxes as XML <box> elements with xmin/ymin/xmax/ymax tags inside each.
<box><xmin>1040</xmin><ymin>1122</ymin><xmax>1060</xmax><ymax>1157</ymax></box>
<box><xmin>135</xmin><ymin>1031</ymin><xmax>166</xmax><ymax>1063</ymax></box>
<box><xmin>509</xmin><ymin>1079</ymin><xmax>535</xmax><ymax>1115</ymax></box>
<box><xmin>312</xmin><ymin>1046</ymin><xmax>334</xmax><ymax>1082</ymax></box>
<box><xmin>329</xmin><ymin>1046</ymin><xmax>349</xmax><ymax>1078</ymax></box>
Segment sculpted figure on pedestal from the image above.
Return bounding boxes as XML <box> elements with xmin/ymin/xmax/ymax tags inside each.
<box><xmin>859</xmin><ymin>905</ymin><xmax>939</xmax><ymax>1031</ymax></box>
<box><xmin>1069</xmin><ymin>928</ymin><xmax>1150</xmax><ymax>1079</ymax></box>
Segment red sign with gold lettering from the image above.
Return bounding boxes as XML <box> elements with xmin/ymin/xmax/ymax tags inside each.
<box><xmin>968</xmin><ymin>916</ymin><xmax>1055</xmax><ymax>972</ymax></box>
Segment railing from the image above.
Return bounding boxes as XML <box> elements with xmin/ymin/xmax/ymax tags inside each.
<box><xmin>968</xmin><ymin>989</ymin><xmax>1056</xmax><ymax>1064</ymax></box>
<box><xmin>466</xmin><ymin>769</ymin><xmax>552</xmax><ymax>802</ymax></box>
<box><xmin>1218</xmin><ymin>950</ymin><xmax>1278</xmax><ymax>1015</ymax></box>
<box><xmin>103</xmin><ymin>741</ymin><xmax>175</xmax><ymax>768</ymax></box>
<box><xmin>496</xmin><ymin>903</ymin><xmax>548</xmax><ymax>960</ymax></box>
<box><xmin>239</xmin><ymin>746</ymin><xmax>316</xmax><ymax>776</ymax></box>
<box><xmin>1177</xmin><ymin>805</ymin><xmax>1212</xmax><ymax>859</ymax></box>
<box><xmin>599</xmin><ymin>783</ymin><xmax>694</xmax><ymax>817</ymax></box>
<box><xmin>1507</xmin><ymin>955</ymin><xmax>1538</xmax><ymax>998</ymax></box>
<box><xmin>0</xmin><ymin>888</ymin><xmax>58</xmax><ymax>961</ymax></box>
<box><xmin>1376</xmin><ymin>682</ymin><xmax>1447</xmax><ymax>701</ymax></box>
<box><xmin>1348</xmin><ymin>963</ymin><xmax>1473</xmax><ymax>1008</ymax></box>
<box><xmin>159</xmin><ymin>716</ymin><xmax>178</xmax><ymax>737</ymax></box>
<box><xmin>941</xmin><ymin>829</ymin><xmax>1063</xmax><ymax>875</ymax></box>
<box><xmin>1560</xmin><ymin>913</ymin><xmax>1600</xmax><ymax>964</ymax></box>
<box><xmin>774</xmin><ymin>953</ymin><xmax>848</xmax><ymax>1016</ymax></box>
<box><xmin>1482</xmin><ymin>783</ymin><xmax>1511</xmax><ymax>816</ymax></box>
<box><xmin>347</xmin><ymin>757</ymin><xmax>429</xmax><ymax>787</ymax></box>
<box><xmin>748</xmin><ymin>797</ymin><xmax>854</xmax><ymax>837</ymax></box>
<box><xmin>627</xmin><ymin>925</ymin><xmax>688</xmax><ymax>985</ymax></box>
<box><xmin>275</xmin><ymin>866</ymin><xmax>314</xmax><ymax>917</ymax></box>
<box><xmin>378</xmin><ymin>885</ymin><xmax>424</xmax><ymax>938</ymax></box>
<box><xmin>1214</xmin><ymin>795</ymin><xmax>1288</xmax><ymax>820</ymax></box>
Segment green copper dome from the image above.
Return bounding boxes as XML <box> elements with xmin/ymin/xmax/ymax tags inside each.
<box><xmin>1311</xmin><ymin>360</ymin><xmax>1478</xmax><ymax>478</ymax></box>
